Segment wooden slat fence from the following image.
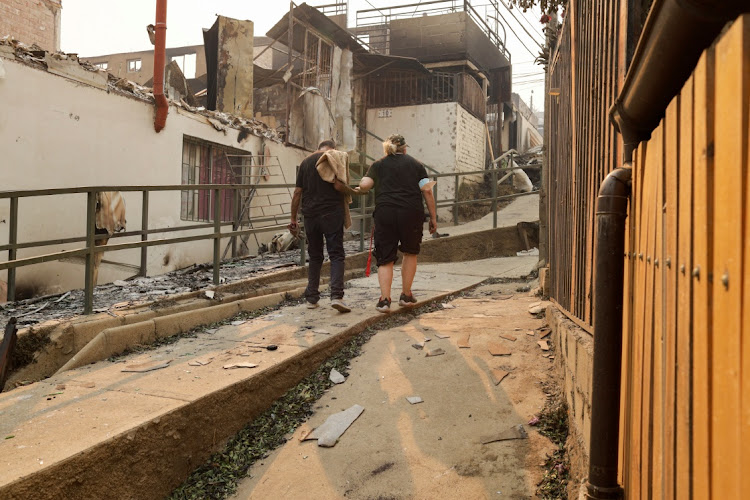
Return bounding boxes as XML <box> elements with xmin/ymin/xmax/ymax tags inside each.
<box><xmin>619</xmin><ymin>15</ymin><xmax>750</xmax><ymax>498</ymax></box>
<box><xmin>546</xmin><ymin>0</ymin><xmax>624</xmax><ymax>328</ymax></box>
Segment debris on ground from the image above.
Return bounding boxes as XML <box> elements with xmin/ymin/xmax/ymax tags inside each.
<box><xmin>457</xmin><ymin>334</ymin><xmax>471</xmax><ymax>348</ymax></box>
<box><xmin>435</xmin><ymin>333</ymin><xmax>450</xmax><ymax>339</ymax></box>
<box><xmin>480</xmin><ymin>424</ymin><xmax>528</xmax><ymax>444</ymax></box>
<box><xmin>223</xmin><ymin>362</ymin><xmax>258</xmax><ymax>370</ymax></box>
<box><xmin>535</xmin><ymin>392</ymin><xmax>570</xmax><ymax>499</ymax></box>
<box><xmin>302</xmin><ymin>404</ymin><xmax>364</xmax><ymax>447</ymax></box>
<box><xmin>121</xmin><ymin>359</ymin><xmax>172</xmax><ymax>373</ymax></box>
<box><xmin>329</xmin><ymin>368</ymin><xmax>345</xmax><ymax>384</ymax></box>
<box><xmin>406</xmin><ymin>396</ymin><xmax>423</xmax><ymax>405</ymax></box>
<box><xmin>188</xmin><ymin>358</ymin><xmax>213</xmax><ymax>367</ymax></box>
<box><xmin>490</xmin><ymin>368</ymin><xmax>510</xmax><ymax>385</ymax></box>
<box><xmin>538</xmin><ymin>340</ymin><xmax>550</xmax><ymax>351</ymax></box>
<box><xmin>499</xmin><ymin>333</ymin><xmax>517</xmax><ymax>342</ymax></box>
<box><xmin>487</xmin><ymin>342</ymin><xmax>512</xmax><ymax>356</ymax></box>
<box><xmin>425</xmin><ymin>347</ymin><xmax>445</xmax><ymax>357</ymax></box>
<box><xmin>528</xmin><ymin>302</ymin><xmax>547</xmax><ymax>315</ymax></box>
<box><xmin>411</xmin><ymin>342</ymin><xmax>424</xmax><ymax>350</ymax></box>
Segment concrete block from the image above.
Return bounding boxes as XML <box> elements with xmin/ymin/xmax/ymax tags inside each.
<box><xmin>262</xmin><ymin>205</ymin><xmax>283</xmax><ymax>216</ymax></box>
<box><xmin>71</xmin><ymin>317</ymin><xmax>123</xmax><ymax>351</ymax></box>
<box><xmin>575</xmin><ymin>334</ymin><xmax>594</xmax><ymax>401</ymax></box>
<box><xmin>582</xmin><ymin>401</ymin><xmax>592</xmax><ymax>454</ymax></box>
<box><xmin>268</xmin><ymin>193</ymin><xmax>289</xmax><ymax>205</ymax></box>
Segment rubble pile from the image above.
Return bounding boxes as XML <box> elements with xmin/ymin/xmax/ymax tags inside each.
<box><xmin>0</xmin><ymin>36</ymin><xmax>282</xmax><ymax>143</ymax></box>
<box><xmin>0</xmin><ymin>241</ymin><xmax>365</xmax><ymax>327</ymax></box>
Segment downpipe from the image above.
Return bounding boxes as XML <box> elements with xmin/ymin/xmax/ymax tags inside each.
<box><xmin>585</xmin><ymin>165</ymin><xmax>631</xmax><ymax>500</ymax></box>
<box><xmin>153</xmin><ymin>0</ymin><xmax>168</xmax><ymax>132</ymax></box>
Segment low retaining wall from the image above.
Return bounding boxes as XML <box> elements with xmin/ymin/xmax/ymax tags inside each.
<box><xmin>546</xmin><ymin>305</ymin><xmax>593</xmax><ymax>496</ymax></box>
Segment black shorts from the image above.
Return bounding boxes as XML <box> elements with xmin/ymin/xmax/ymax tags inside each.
<box><xmin>373</xmin><ymin>205</ymin><xmax>424</xmax><ymax>266</ymax></box>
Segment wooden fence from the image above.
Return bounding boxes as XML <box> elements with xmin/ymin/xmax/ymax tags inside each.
<box><xmin>546</xmin><ymin>0</ymin><xmax>624</xmax><ymax>329</ymax></box>
<box><xmin>619</xmin><ymin>15</ymin><xmax>749</xmax><ymax>498</ymax></box>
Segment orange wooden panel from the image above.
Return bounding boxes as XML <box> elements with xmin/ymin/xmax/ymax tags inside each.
<box><xmin>663</xmin><ymin>95</ymin><xmax>681</xmax><ymax>500</ymax></box>
<box><xmin>619</xmin><ymin>177</ymin><xmax>634</xmax><ymax>486</ymax></box>
<box><xmin>640</xmin><ymin>132</ymin><xmax>658</xmax><ymax>498</ymax></box>
<box><xmin>651</xmin><ymin>121</ymin><xmax>665</xmax><ymax>499</ymax></box>
<box><xmin>691</xmin><ymin>47</ymin><xmax>715</xmax><ymax>500</ymax></box>
<box><xmin>742</xmin><ymin>15</ymin><xmax>750</xmax><ymax>497</ymax></box>
<box><xmin>711</xmin><ymin>18</ymin><xmax>748</xmax><ymax>499</ymax></box>
<box><xmin>628</xmin><ymin>144</ymin><xmax>649</xmax><ymax>495</ymax></box>
<box><xmin>675</xmin><ymin>75</ymin><xmax>694</xmax><ymax>500</ymax></box>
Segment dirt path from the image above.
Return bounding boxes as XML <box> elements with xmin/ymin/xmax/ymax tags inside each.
<box><xmin>233</xmin><ymin>281</ymin><xmax>554</xmax><ymax>500</ymax></box>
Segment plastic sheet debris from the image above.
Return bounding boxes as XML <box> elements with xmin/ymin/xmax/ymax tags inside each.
<box><xmin>302</xmin><ymin>404</ymin><xmax>364</xmax><ymax>447</ymax></box>
<box><xmin>480</xmin><ymin>424</ymin><xmax>528</xmax><ymax>444</ymax></box>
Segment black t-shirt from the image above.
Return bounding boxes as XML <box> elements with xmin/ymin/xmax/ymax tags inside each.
<box><xmin>366</xmin><ymin>153</ymin><xmax>429</xmax><ymax>213</ymax></box>
<box><xmin>295</xmin><ymin>151</ymin><xmax>344</xmax><ymax>218</ymax></box>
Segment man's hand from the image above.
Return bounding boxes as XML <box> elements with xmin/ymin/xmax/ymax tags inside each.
<box><xmin>429</xmin><ymin>218</ymin><xmax>437</xmax><ymax>234</ymax></box>
<box><xmin>288</xmin><ymin>221</ymin><xmax>299</xmax><ymax>237</ymax></box>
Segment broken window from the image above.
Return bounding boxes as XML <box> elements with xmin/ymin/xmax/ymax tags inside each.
<box><xmin>94</xmin><ymin>61</ymin><xmax>108</xmax><ymax>70</ymax></box>
<box><xmin>297</xmin><ymin>30</ymin><xmax>333</xmax><ymax>99</ymax></box>
<box><xmin>181</xmin><ymin>137</ymin><xmax>248</xmax><ymax>223</ymax></box>
<box><xmin>170</xmin><ymin>53</ymin><xmax>197</xmax><ymax>79</ymax></box>
<box><xmin>127</xmin><ymin>58</ymin><xmax>142</xmax><ymax>72</ymax></box>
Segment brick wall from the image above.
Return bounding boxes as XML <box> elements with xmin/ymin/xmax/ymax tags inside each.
<box><xmin>0</xmin><ymin>0</ymin><xmax>61</xmax><ymax>51</ymax></box>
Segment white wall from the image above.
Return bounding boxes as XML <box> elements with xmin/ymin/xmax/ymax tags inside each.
<box><xmin>0</xmin><ymin>57</ymin><xmax>305</xmax><ymax>295</ymax></box>
<box><xmin>365</xmin><ymin>102</ymin><xmax>486</xmax><ymax>220</ymax></box>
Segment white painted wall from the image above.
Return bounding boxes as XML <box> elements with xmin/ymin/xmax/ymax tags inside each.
<box><xmin>0</xmin><ymin>57</ymin><xmax>306</xmax><ymax>295</ymax></box>
<box><xmin>365</xmin><ymin>102</ymin><xmax>486</xmax><ymax>220</ymax></box>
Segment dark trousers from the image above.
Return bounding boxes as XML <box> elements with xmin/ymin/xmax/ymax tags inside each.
<box><xmin>303</xmin><ymin>210</ymin><xmax>345</xmax><ymax>303</ymax></box>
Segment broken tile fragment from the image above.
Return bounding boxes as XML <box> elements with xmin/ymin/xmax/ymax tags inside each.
<box><xmin>204</xmin><ymin>290</ymin><xmax>215</xmax><ymax>299</ymax></box>
<box><xmin>539</xmin><ymin>328</ymin><xmax>552</xmax><ymax>339</ymax></box>
<box><xmin>122</xmin><ymin>359</ymin><xmax>172</xmax><ymax>373</ymax></box>
<box><xmin>457</xmin><ymin>334</ymin><xmax>471</xmax><ymax>348</ymax></box>
<box><xmin>231</xmin><ymin>320</ymin><xmax>246</xmax><ymax>326</ymax></box>
<box><xmin>490</xmin><ymin>368</ymin><xmax>510</xmax><ymax>385</ymax></box>
<box><xmin>406</xmin><ymin>396</ymin><xmax>423</xmax><ymax>405</ymax></box>
<box><xmin>412</xmin><ymin>342</ymin><xmax>425</xmax><ymax>350</ymax></box>
<box><xmin>313</xmin><ymin>329</ymin><xmax>331</xmax><ymax>335</ymax></box>
<box><xmin>480</xmin><ymin>424</ymin><xmax>528</xmax><ymax>444</ymax></box>
<box><xmin>487</xmin><ymin>342</ymin><xmax>512</xmax><ymax>356</ymax></box>
<box><xmin>528</xmin><ymin>302</ymin><xmax>547</xmax><ymax>315</ymax></box>
<box><xmin>499</xmin><ymin>334</ymin><xmax>517</xmax><ymax>342</ymax></box>
<box><xmin>223</xmin><ymin>362</ymin><xmax>258</xmax><ymax>369</ymax></box>
<box><xmin>526</xmin><ymin>331</ymin><xmax>535</xmax><ymax>336</ymax></box>
<box><xmin>435</xmin><ymin>333</ymin><xmax>450</xmax><ymax>339</ymax></box>
<box><xmin>304</xmin><ymin>404</ymin><xmax>364</xmax><ymax>447</ymax></box>
<box><xmin>188</xmin><ymin>358</ymin><xmax>213</xmax><ymax>367</ymax></box>
<box><xmin>538</xmin><ymin>340</ymin><xmax>550</xmax><ymax>351</ymax></box>
<box><xmin>442</xmin><ymin>304</ymin><xmax>456</xmax><ymax>309</ymax></box>
<box><xmin>329</xmin><ymin>368</ymin><xmax>345</xmax><ymax>384</ymax></box>
<box><xmin>426</xmin><ymin>348</ymin><xmax>445</xmax><ymax>357</ymax></box>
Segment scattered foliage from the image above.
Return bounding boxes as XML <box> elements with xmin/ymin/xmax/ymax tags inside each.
<box><xmin>535</xmin><ymin>393</ymin><xmax>571</xmax><ymax>499</ymax></box>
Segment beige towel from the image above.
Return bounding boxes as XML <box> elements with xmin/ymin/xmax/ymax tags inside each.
<box><xmin>316</xmin><ymin>150</ymin><xmax>354</xmax><ymax>229</ymax></box>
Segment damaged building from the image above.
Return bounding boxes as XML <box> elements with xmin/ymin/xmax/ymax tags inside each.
<box><xmin>1</xmin><ymin>0</ymin><xmax>528</xmax><ymax>298</ymax></box>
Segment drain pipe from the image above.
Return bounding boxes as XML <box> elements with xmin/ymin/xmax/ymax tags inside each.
<box><xmin>586</xmin><ymin>1</ymin><xmax>748</xmax><ymax>498</ymax></box>
<box><xmin>153</xmin><ymin>0</ymin><xmax>168</xmax><ymax>133</ymax></box>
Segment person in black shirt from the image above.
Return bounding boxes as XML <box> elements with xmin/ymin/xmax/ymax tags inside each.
<box><xmin>290</xmin><ymin>140</ymin><xmax>351</xmax><ymax>313</ymax></box>
<box><xmin>357</xmin><ymin>134</ymin><xmax>437</xmax><ymax>312</ymax></box>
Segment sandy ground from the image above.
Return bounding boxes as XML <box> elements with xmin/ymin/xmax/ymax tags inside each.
<box><xmin>233</xmin><ymin>280</ymin><xmax>554</xmax><ymax>500</ymax></box>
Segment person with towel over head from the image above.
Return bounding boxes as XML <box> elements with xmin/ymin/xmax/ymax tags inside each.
<box><xmin>356</xmin><ymin>134</ymin><xmax>437</xmax><ymax>313</ymax></box>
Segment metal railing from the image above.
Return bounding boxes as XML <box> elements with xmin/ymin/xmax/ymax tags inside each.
<box><xmin>1</xmin><ymin>164</ymin><xmax>539</xmax><ymax>314</ymax></box>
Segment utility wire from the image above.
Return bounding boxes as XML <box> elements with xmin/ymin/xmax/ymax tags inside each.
<box><xmin>499</xmin><ymin>0</ymin><xmax>544</xmax><ymax>49</ymax></box>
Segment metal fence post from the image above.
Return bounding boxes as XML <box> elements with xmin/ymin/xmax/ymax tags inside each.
<box><xmin>140</xmin><ymin>190</ymin><xmax>149</xmax><ymax>277</ymax></box>
<box><xmin>359</xmin><ymin>207</ymin><xmax>365</xmax><ymax>253</ymax></box>
<box><xmin>492</xmin><ymin>167</ymin><xmax>498</xmax><ymax>229</ymax></box>
<box><xmin>453</xmin><ymin>174</ymin><xmax>459</xmax><ymax>226</ymax></box>
<box><xmin>213</xmin><ymin>188</ymin><xmax>221</xmax><ymax>285</ymax></box>
<box><xmin>84</xmin><ymin>190</ymin><xmax>97</xmax><ymax>314</ymax></box>
<box><xmin>7</xmin><ymin>197</ymin><xmax>18</xmax><ymax>302</ymax></box>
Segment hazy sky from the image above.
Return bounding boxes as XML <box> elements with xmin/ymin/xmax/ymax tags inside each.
<box><xmin>60</xmin><ymin>1</ymin><xmax>546</xmax><ymax>112</ymax></box>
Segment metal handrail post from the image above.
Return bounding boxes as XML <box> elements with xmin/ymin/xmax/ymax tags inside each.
<box><xmin>7</xmin><ymin>197</ymin><xmax>18</xmax><ymax>302</ymax></box>
<box><xmin>359</xmin><ymin>201</ymin><xmax>365</xmax><ymax>252</ymax></box>
<box><xmin>453</xmin><ymin>174</ymin><xmax>459</xmax><ymax>225</ymax></box>
<box><xmin>139</xmin><ymin>190</ymin><xmax>149</xmax><ymax>277</ymax></box>
<box><xmin>83</xmin><ymin>191</ymin><xmax>97</xmax><ymax>314</ymax></box>
<box><xmin>492</xmin><ymin>166</ymin><xmax>498</xmax><ymax>229</ymax></box>
<box><xmin>213</xmin><ymin>188</ymin><xmax>221</xmax><ymax>285</ymax></box>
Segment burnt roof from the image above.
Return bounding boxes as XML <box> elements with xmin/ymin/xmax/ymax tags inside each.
<box><xmin>353</xmin><ymin>53</ymin><xmax>430</xmax><ymax>74</ymax></box>
<box><xmin>266</xmin><ymin>3</ymin><xmax>366</xmax><ymax>54</ymax></box>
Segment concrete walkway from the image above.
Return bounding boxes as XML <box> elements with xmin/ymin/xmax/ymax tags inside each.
<box><xmin>0</xmin><ymin>256</ymin><xmax>538</xmax><ymax>500</ymax></box>
<box><xmin>234</xmin><ymin>274</ymin><xmax>553</xmax><ymax>500</ymax></box>
<box><xmin>427</xmin><ymin>193</ymin><xmax>539</xmax><ymax>239</ymax></box>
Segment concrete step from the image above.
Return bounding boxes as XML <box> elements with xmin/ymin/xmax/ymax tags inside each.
<box><xmin>0</xmin><ymin>256</ymin><xmax>537</xmax><ymax>500</ymax></box>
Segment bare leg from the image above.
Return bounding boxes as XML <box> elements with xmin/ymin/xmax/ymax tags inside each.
<box><xmin>378</xmin><ymin>261</ymin><xmax>394</xmax><ymax>299</ymax></box>
<box><xmin>401</xmin><ymin>253</ymin><xmax>418</xmax><ymax>296</ymax></box>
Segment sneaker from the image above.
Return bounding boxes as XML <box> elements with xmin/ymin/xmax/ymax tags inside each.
<box><xmin>376</xmin><ymin>297</ymin><xmax>391</xmax><ymax>313</ymax></box>
<box><xmin>331</xmin><ymin>298</ymin><xmax>351</xmax><ymax>313</ymax></box>
<box><xmin>399</xmin><ymin>293</ymin><xmax>418</xmax><ymax>307</ymax></box>
<box><xmin>306</xmin><ymin>301</ymin><xmax>319</xmax><ymax>309</ymax></box>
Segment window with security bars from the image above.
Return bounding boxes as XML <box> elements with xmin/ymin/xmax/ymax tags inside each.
<box><xmin>296</xmin><ymin>31</ymin><xmax>334</xmax><ymax>99</ymax></box>
<box><xmin>181</xmin><ymin>137</ymin><xmax>249</xmax><ymax>222</ymax></box>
